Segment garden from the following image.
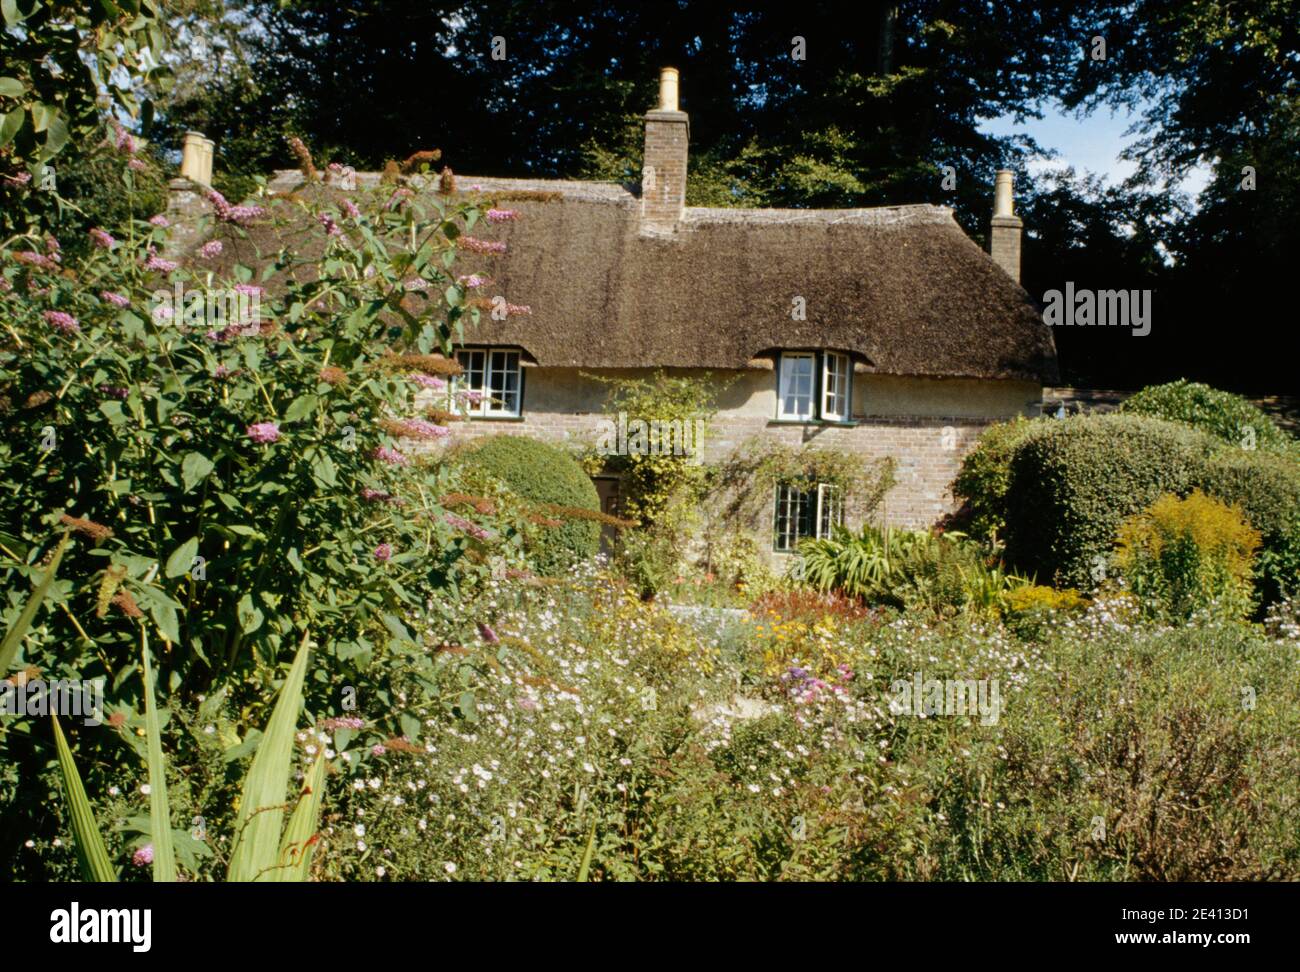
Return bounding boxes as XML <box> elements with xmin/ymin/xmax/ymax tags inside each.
<box><xmin>4</xmin><ymin>2</ymin><xmax>1300</xmax><ymax>885</ymax></box>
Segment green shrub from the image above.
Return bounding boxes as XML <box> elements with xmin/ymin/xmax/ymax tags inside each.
<box><xmin>950</xmin><ymin>416</ymin><xmax>1047</xmax><ymax>542</ymax></box>
<box><xmin>1002</xmin><ymin>414</ymin><xmax>1219</xmax><ymax>587</ymax></box>
<box><xmin>458</xmin><ymin>435</ymin><xmax>599</xmax><ymax>574</ymax></box>
<box><xmin>1115</xmin><ymin>491</ymin><xmax>1261</xmax><ymax>621</ymax></box>
<box><xmin>615</xmin><ymin>526</ymin><xmax>680</xmax><ymax>600</ymax></box>
<box><xmin>1198</xmin><ymin>449</ymin><xmax>1300</xmax><ymax>601</ymax></box>
<box><xmin>1119</xmin><ymin>379</ymin><xmax>1295</xmax><ymax>456</ymax></box>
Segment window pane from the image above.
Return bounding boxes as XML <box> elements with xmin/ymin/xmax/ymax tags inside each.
<box><xmin>779</xmin><ymin>354</ymin><xmax>814</xmax><ymax>419</ymax></box>
<box><xmin>775</xmin><ymin>483</ymin><xmax>817</xmax><ymax>551</ymax></box>
<box><xmin>822</xmin><ymin>353</ymin><xmax>849</xmax><ymax>420</ymax></box>
<box><xmin>486</xmin><ymin>350</ymin><xmax>521</xmax><ymax>415</ymax></box>
<box><xmin>455</xmin><ymin>350</ymin><xmax>487</xmax><ymax>416</ymax></box>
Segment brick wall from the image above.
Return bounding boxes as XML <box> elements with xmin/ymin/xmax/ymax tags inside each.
<box><xmin>430</xmin><ymin>407</ymin><xmax>996</xmax><ymax>531</ymax></box>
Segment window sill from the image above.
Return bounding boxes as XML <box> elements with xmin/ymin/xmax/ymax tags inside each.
<box><xmin>767</xmin><ymin>418</ymin><xmax>858</xmax><ymax>428</ymax></box>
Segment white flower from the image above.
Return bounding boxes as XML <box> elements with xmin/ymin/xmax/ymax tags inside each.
<box><xmin>582</xmin><ymin>762</ymin><xmax>595</xmax><ymax>773</ymax></box>
<box><xmin>376</xmin><ymin>866</ymin><xmax>386</xmax><ymax>878</ymax></box>
<box><xmin>444</xmin><ymin>861</ymin><xmax>457</xmax><ymax>874</ymax></box>
<box><xmin>140</xmin><ymin>784</ymin><xmax>151</xmax><ymax>796</ymax></box>
<box><xmin>356</xmin><ymin>840</ymin><xmax>367</xmax><ymax>851</ymax></box>
<box><xmin>354</xmin><ymin>823</ymin><xmax>366</xmax><ymax>837</ymax></box>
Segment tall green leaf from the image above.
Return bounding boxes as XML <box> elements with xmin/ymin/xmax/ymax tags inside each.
<box><xmin>0</xmin><ymin>532</ymin><xmax>70</xmax><ymax>675</ymax></box>
<box><xmin>277</xmin><ymin>749</ymin><xmax>326</xmax><ymax>881</ymax></box>
<box><xmin>52</xmin><ymin>714</ymin><xmax>118</xmax><ymax>882</ymax></box>
<box><xmin>141</xmin><ymin>635</ymin><xmax>177</xmax><ymax>881</ymax></box>
<box><xmin>226</xmin><ymin>630</ymin><xmax>312</xmax><ymax>881</ymax></box>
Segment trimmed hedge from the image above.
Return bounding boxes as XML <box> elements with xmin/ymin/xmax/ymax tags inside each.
<box><xmin>1199</xmin><ymin>449</ymin><xmax>1300</xmax><ymax>601</ymax></box>
<box><xmin>458</xmin><ymin>435</ymin><xmax>600</xmax><ymax>574</ymax></box>
<box><xmin>1119</xmin><ymin>380</ymin><xmax>1295</xmax><ymax>456</ymax></box>
<box><xmin>949</xmin><ymin>416</ymin><xmax>1049</xmax><ymax>542</ymax></box>
<box><xmin>1002</xmin><ymin>414</ymin><xmax>1220</xmax><ymax>587</ymax></box>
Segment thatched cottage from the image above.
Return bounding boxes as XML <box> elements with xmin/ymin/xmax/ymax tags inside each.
<box><xmin>174</xmin><ymin>68</ymin><xmax>1056</xmax><ymax>555</ymax></box>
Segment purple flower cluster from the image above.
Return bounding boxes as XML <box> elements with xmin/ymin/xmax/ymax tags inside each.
<box><xmin>456</xmin><ymin>236</ymin><xmax>507</xmax><ymax>255</ymax></box>
<box><xmin>132</xmin><ymin>844</ymin><xmax>153</xmax><ymax>867</ymax></box>
<box><xmin>246</xmin><ymin>422</ymin><xmax>280</xmax><ymax>443</ymax></box>
<box><xmin>319</xmin><ymin>213</ymin><xmax>342</xmax><ymax>237</ymax></box>
<box><xmin>207</xmin><ymin>189</ymin><xmax>266</xmax><ymax>225</ymax></box>
<box><xmin>43</xmin><ymin>310</ymin><xmax>80</xmax><ymax>334</ymax></box>
<box><xmin>781</xmin><ymin>664</ymin><xmax>853</xmax><ymax>705</ymax></box>
<box><xmin>397</xmin><ymin>418</ymin><xmax>450</xmax><ymax>439</ymax></box>
<box><xmin>100</xmin><ymin>291</ymin><xmax>130</xmax><ymax>307</ymax></box>
<box><xmin>198</xmin><ymin>239</ymin><xmax>223</xmax><ymax>258</ymax></box>
<box><xmin>361</xmin><ymin>488</ymin><xmax>401</xmax><ymax>504</ymax></box>
<box><xmin>457</xmin><ymin>274</ymin><xmax>488</xmax><ymax>289</ymax></box>
<box><xmin>319</xmin><ymin>716</ymin><xmax>366</xmax><ymax>731</ymax></box>
<box><xmin>409</xmin><ymin>373</ymin><xmax>447</xmax><ymax>390</ymax></box>
<box><xmin>148</xmin><ymin>214</ymin><xmax>169</xmax><ymax>227</ymax></box>
<box><xmin>142</xmin><ymin>249</ymin><xmax>178</xmax><ymax>273</ymax></box>
<box><xmin>342</xmin><ymin>198</ymin><xmax>361</xmax><ymax>219</ymax></box>
<box><xmin>485</xmin><ymin>208</ymin><xmax>520</xmax><ymax>223</ymax></box>
<box><xmin>373</xmin><ymin>445</ymin><xmax>408</xmax><ymax>466</ymax></box>
<box><xmin>373</xmin><ymin>543</ymin><xmax>393</xmax><ymax>562</ymax></box>
<box><xmin>89</xmin><ymin>228</ymin><xmax>116</xmax><ymax>249</ymax></box>
<box><xmin>445</xmin><ymin>512</ymin><xmax>491</xmax><ymax>541</ymax></box>
<box><xmin>98</xmin><ymin>385</ymin><xmax>129</xmax><ymax>400</ymax></box>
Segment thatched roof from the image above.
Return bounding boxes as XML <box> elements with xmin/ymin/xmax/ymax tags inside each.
<box><xmin>206</xmin><ymin>171</ymin><xmax>1058</xmax><ymax>383</ymax></box>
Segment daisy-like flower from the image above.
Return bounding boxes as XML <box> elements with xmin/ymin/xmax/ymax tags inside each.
<box><xmin>246</xmin><ymin>422</ymin><xmax>280</xmax><ymax>444</ymax></box>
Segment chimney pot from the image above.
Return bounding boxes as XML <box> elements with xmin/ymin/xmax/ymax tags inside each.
<box><xmin>993</xmin><ymin>169</ymin><xmax>1015</xmax><ymax>217</ymax></box>
<box><xmin>180</xmin><ymin>131</ymin><xmax>215</xmax><ymax>186</ymax></box>
<box><xmin>658</xmin><ymin>67</ymin><xmax>680</xmax><ymax>112</ymax></box>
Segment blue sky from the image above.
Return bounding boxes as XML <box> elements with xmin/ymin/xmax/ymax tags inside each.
<box><xmin>980</xmin><ymin>102</ymin><xmax>1212</xmax><ymax>199</ymax></box>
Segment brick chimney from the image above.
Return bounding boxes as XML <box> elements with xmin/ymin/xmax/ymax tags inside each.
<box><xmin>641</xmin><ymin>68</ymin><xmax>688</xmax><ymax>231</ymax></box>
<box><xmin>989</xmin><ymin>169</ymin><xmax>1022</xmax><ymax>283</ymax></box>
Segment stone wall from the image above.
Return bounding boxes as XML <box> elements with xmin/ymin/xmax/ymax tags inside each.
<box><xmin>427</xmin><ymin>366</ymin><xmax>1041</xmax><ymax>533</ymax></box>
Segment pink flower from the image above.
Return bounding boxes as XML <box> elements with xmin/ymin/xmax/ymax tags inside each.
<box><xmin>127</xmin><ymin>158</ymin><xmax>148</xmax><ymax>172</ymax></box>
<box><xmin>246</xmin><ymin>422</ymin><xmax>280</xmax><ymax>443</ymax></box>
<box><xmin>13</xmin><ymin>251</ymin><xmax>58</xmax><ymax>270</ymax></box>
<box><xmin>319</xmin><ymin>213</ymin><xmax>342</xmax><ymax>237</ymax></box>
<box><xmin>89</xmin><ymin>228</ymin><xmax>116</xmax><ymax>249</ymax></box>
<box><xmin>341</xmin><ymin>198</ymin><xmax>361</xmax><ymax>219</ymax></box>
<box><xmin>142</xmin><ymin>249</ymin><xmax>178</xmax><ymax>273</ymax></box>
<box><xmin>361</xmin><ymin>488</ymin><xmax>398</xmax><ymax>503</ymax></box>
<box><xmin>397</xmin><ymin>418</ymin><xmax>449</xmax><ymax>439</ymax></box>
<box><xmin>516</xmin><ymin>696</ymin><xmax>538</xmax><ymax>712</ymax></box>
<box><xmin>99</xmin><ymin>385</ymin><xmax>129</xmax><ymax>400</ymax></box>
<box><xmin>371</xmin><ymin>743</ymin><xmax>387</xmax><ymax>756</ymax></box>
<box><xmin>445</xmin><ymin>513</ymin><xmax>491</xmax><ymax>541</ymax></box>
<box><xmin>319</xmin><ymin>716</ymin><xmax>365</xmax><ymax>731</ymax></box>
<box><xmin>457</xmin><ymin>274</ymin><xmax>488</xmax><ymax>289</ymax></box>
<box><xmin>485</xmin><ymin>208</ymin><xmax>520</xmax><ymax>223</ymax></box>
<box><xmin>148</xmin><ymin>214</ymin><xmax>169</xmax><ymax>227</ymax></box>
<box><xmin>207</xmin><ymin>189</ymin><xmax>265</xmax><ymax>225</ymax></box>
<box><xmin>373</xmin><ymin>445</ymin><xmax>408</xmax><ymax>466</ymax></box>
<box><xmin>132</xmin><ymin>844</ymin><xmax>153</xmax><ymax>867</ymax></box>
<box><xmin>213</xmin><ymin>364</ymin><xmax>235</xmax><ymax>379</ymax></box>
<box><xmin>232</xmin><ymin>283</ymin><xmax>264</xmax><ymax>297</ymax></box>
<box><xmin>456</xmin><ymin>237</ymin><xmax>507</xmax><ymax>255</ymax></box>
<box><xmin>456</xmin><ymin>389</ymin><xmax>486</xmax><ymax>405</ymax></box>
<box><xmin>373</xmin><ymin>543</ymin><xmax>393</xmax><ymax>562</ymax></box>
<box><xmin>113</xmin><ymin>122</ymin><xmax>137</xmax><ymax>155</ymax></box>
<box><xmin>43</xmin><ymin>310</ymin><xmax>80</xmax><ymax>334</ymax></box>
<box><xmin>409</xmin><ymin>373</ymin><xmax>446</xmax><ymax>390</ymax></box>
<box><xmin>100</xmin><ymin>290</ymin><xmax>130</xmax><ymax>307</ymax></box>
<box><xmin>198</xmin><ymin>240</ymin><xmax>223</xmax><ymax>258</ymax></box>
<box><xmin>476</xmin><ymin>621</ymin><xmax>500</xmax><ymax>644</ymax></box>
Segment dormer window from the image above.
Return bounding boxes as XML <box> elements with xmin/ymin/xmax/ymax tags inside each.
<box><xmin>776</xmin><ymin>351</ymin><xmax>853</xmax><ymax>422</ymax></box>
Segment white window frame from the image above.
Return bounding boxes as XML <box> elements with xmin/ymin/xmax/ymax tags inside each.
<box><xmin>821</xmin><ymin>351</ymin><xmax>851</xmax><ymax>422</ymax></box>
<box><xmin>454</xmin><ymin>348</ymin><xmax>523</xmax><ymax>417</ymax></box>
<box><xmin>777</xmin><ymin>351</ymin><xmax>816</xmax><ymax>420</ymax></box>
<box><xmin>774</xmin><ymin>481</ymin><xmax>844</xmax><ymax>551</ymax></box>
